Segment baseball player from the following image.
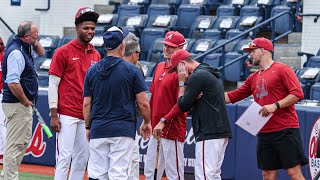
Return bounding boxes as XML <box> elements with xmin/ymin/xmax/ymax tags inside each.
<box><xmin>48</xmin><ymin>7</ymin><xmax>100</xmax><ymax>180</ymax></box>
<box><xmin>144</xmin><ymin>31</ymin><xmax>188</xmax><ymax>180</ymax></box>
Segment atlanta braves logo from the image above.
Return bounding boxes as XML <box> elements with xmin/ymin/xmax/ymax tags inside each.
<box><xmin>25</xmin><ymin>123</ymin><xmax>46</xmax><ymax>157</ymax></box>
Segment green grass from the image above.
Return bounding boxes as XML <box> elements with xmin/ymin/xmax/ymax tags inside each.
<box><xmin>19</xmin><ymin>172</ymin><xmax>53</xmax><ymax>180</ymax></box>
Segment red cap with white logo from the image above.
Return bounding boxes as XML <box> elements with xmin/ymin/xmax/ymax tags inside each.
<box><xmin>243</xmin><ymin>37</ymin><xmax>274</xmax><ymax>52</ymax></box>
<box><xmin>162</xmin><ymin>31</ymin><xmax>186</xmax><ymax>48</ymax></box>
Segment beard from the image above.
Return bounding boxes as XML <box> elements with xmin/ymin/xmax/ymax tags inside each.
<box><xmin>253</xmin><ymin>58</ymin><xmax>261</xmax><ymax>66</ymax></box>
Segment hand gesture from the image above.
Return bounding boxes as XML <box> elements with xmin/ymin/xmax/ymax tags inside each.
<box><xmin>153</xmin><ymin>121</ymin><xmax>165</xmax><ymax>140</ymax></box>
<box><xmin>177</xmin><ymin>62</ymin><xmax>189</xmax><ymax>82</ymax></box>
<box><xmin>259</xmin><ymin>103</ymin><xmax>277</xmax><ymax>117</ymax></box>
<box><xmin>140</xmin><ymin>120</ymin><xmax>152</xmax><ymax>140</ymax></box>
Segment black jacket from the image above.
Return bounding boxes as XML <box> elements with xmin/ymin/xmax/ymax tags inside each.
<box><xmin>178</xmin><ymin>63</ymin><xmax>232</xmax><ymax>142</ymax></box>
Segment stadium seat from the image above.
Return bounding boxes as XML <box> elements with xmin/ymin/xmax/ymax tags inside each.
<box><xmin>225</xmin><ymin>29</ymin><xmax>247</xmax><ymax>40</ymax></box>
<box><xmin>240</xmin><ymin>5</ymin><xmax>260</xmax><ymax>17</ymax></box>
<box><xmin>203</xmin><ymin>53</ymin><xmax>221</xmax><ymax>67</ymax></box>
<box><xmin>117</xmin><ymin>4</ymin><xmax>142</xmax><ymax>24</ymax></box>
<box><xmin>146</xmin><ymin>38</ymin><xmax>165</xmax><ymax>63</ymax></box>
<box><xmin>306</xmin><ymin>56</ymin><xmax>320</xmax><ymax>68</ymax></box>
<box><xmin>146</xmin><ymin>15</ymin><xmax>178</xmax><ymax>30</ymax></box>
<box><xmin>141</xmin><ymin>28</ymin><xmax>167</xmax><ymax>60</ymax></box>
<box><xmin>212</xmin><ymin>16</ymin><xmax>240</xmax><ymax>38</ymax></box>
<box><xmin>224</xmin><ymin>52</ymin><xmax>246</xmax><ymax>82</ymax></box>
<box><xmin>310</xmin><ymin>83</ymin><xmax>320</xmax><ymax>101</ymax></box>
<box><xmin>271</xmin><ymin>6</ymin><xmax>294</xmax><ymax>34</ymax></box>
<box><xmin>117</xmin><ymin>14</ymin><xmax>148</xmax><ymax>36</ymax></box>
<box><xmin>147</xmin><ymin>4</ymin><xmax>171</xmax><ymax>18</ymax></box>
<box><xmin>190</xmin><ymin>39</ymin><xmax>216</xmax><ymax>55</ymax></box>
<box><xmin>177</xmin><ymin>5</ymin><xmax>203</xmax><ymax>37</ymax></box>
<box><xmin>151</xmin><ymin>0</ymin><xmax>181</xmax><ymax>14</ymax></box>
<box><xmin>96</xmin><ymin>14</ymin><xmax>118</xmax><ymax>32</ymax></box>
<box><xmin>204</xmin><ymin>29</ymin><xmax>223</xmax><ymax>41</ymax></box>
<box><xmin>189</xmin><ymin>15</ymin><xmax>217</xmax><ymax>39</ymax></box>
<box><xmin>217</xmin><ymin>5</ymin><xmax>237</xmax><ymax>16</ymax></box>
<box><xmin>90</xmin><ymin>35</ymin><xmax>107</xmax><ymax>58</ymax></box>
<box><xmin>139</xmin><ymin>61</ymin><xmax>158</xmax><ymax>77</ymax></box>
<box><xmin>184</xmin><ymin>38</ymin><xmax>196</xmax><ymax>51</ymax></box>
<box><xmin>212</xmin><ymin>39</ymin><xmax>238</xmax><ymax>53</ymax></box>
<box><xmin>39</xmin><ymin>35</ymin><xmax>60</xmax><ymax>59</ymax></box>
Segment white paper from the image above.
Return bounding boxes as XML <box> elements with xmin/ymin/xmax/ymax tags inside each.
<box><xmin>39</xmin><ymin>37</ymin><xmax>53</xmax><ymax>47</ymax></box>
<box><xmin>219</xmin><ymin>18</ymin><xmax>233</xmax><ymax>29</ymax></box>
<box><xmin>258</xmin><ymin>0</ymin><xmax>269</xmax><ymax>5</ymax></box>
<box><xmin>195</xmin><ymin>42</ymin><xmax>209</xmax><ymax>52</ymax></box>
<box><xmin>98</xmin><ymin>14</ymin><xmax>113</xmax><ymax>24</ymax></box>
<box><xmin>198</xmin><ymin>19</ymin><xmax>211</xmax><ymax>29</ymax></box>
<box><xmin>153</xmin><ymin>15</ymin><xmax>171</xmax><ymax>27</ymax></box>
<box><xmin>240</xmin><ymin>16</ymin><xmax>258</xmax><ymax>26</ymax></box>
<box><xmin>90</xmin><ymin>36</ymin><xmax>104</xmax><ymax>47</ymax></box>
<box><xmin>127</xmin><ymin>16</ymin><xmax>142</xmax><ymax>27</ymax></box>
<box><xmin>235</xmin><ymin>101</ymin><xmax>272</xmax><ymax>136</ymax></box>
<box><xmin>301</xmin><ymin>68</ymin><xmax>320</xmax><ymax>79</ymax></box>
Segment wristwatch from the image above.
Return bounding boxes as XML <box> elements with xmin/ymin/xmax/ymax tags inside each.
<box><xmin>179</xmin><ymin>81</ymin><xmax>185</xmax><ymax>87</ymax></box>
<box><xmin>160</xmin><ymin>118</ymin><xmax>166</xmax><ymax>124</ymax></box>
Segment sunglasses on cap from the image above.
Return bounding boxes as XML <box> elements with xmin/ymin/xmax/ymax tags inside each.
<box><xmin>76</xmin><ymin>7</ymin><xmax>95</xmax><ymax>19</ymax></box>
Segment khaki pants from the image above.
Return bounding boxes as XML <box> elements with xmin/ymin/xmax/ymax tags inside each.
<box><xmin>1</xmin><ymin>103</ymin><xmax>33</xmax><ymax>180</ymax></box>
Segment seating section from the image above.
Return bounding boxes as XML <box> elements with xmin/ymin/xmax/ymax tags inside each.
<box><xmin>37</xmin><ymin>0</ymin><xmax>307</xmax><ymax>98</ymax></box>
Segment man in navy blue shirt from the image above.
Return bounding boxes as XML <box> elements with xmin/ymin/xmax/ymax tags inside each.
<box><xmin>83</xmin><ymin>26</ymin><xmax>152</xmax><ymax>179</ymax></box>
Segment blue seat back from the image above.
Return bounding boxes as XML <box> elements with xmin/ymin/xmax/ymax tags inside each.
<box><xmin>203</xmin><ymin>53</ymin><xmax>221</xmax><ymax>67</ymax></box>
<box><xmin>271</xmin><ymin>6</ymin><xmax>293</xmax><ymax>34</ymax></box>
<box><xmin>177</xmin><ymin>4</ymin><xmax>202</xmax><ymax>37</ymax></box>
<box><xmin>117</xmin><ymin>4</ymin><xmax>141</xmax><ymax>24</ymax></box>
<box><xmin>141</xmin><ymin>28</ymin><xmax>167</xmax><ymax>60</ymax></box>
<box><xmin>189</xmin><ymin>15</ymin><xmax>217</xmax><ymax>39</ymax></box>
<box><xmin>147</xmin><ymin>4</ymin><xmax>171</xmax><ymax>17</ymax></box>
<box><xmin>217</xmin><ymin>5</ymin><xmax>236</xmax><ymax>16</ymax></box>
<box><xmin>204</xmin><ymin>29</ymin><xmax>222</xmax><ymax>41</ymax></box>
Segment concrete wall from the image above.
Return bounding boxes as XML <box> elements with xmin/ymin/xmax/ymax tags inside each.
<box><xmin>301</xmin><ymin>0</ymin><xmax>320</xmax><ymax>66</ymax></box>
<box><xmin>0</xmin><ymin>0</ymin><xmax>109</xmax><ymax>45</ymax></box>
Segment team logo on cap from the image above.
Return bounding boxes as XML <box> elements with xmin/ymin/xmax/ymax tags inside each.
<box><xmin>166</xmin><ymin>34</ymin><xmax>173</xmax><ymax>40</ymax></box>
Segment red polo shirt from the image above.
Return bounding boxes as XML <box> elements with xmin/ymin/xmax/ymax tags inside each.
<box><xmin>49</xmin><ymin>39</ymin><xmax>101</xmax><ymax>119</ymax></box>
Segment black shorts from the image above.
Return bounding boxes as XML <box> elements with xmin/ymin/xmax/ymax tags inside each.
<box><xmin>257</xmin><ymin>128</ymin><xmax>308</xmax><ymax>170</ymax></box>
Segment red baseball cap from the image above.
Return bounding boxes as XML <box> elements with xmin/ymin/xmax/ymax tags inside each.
<box><xmin>243</xmin><ymin>38</ymin><xmax>274</xmax><ymax>53</ymax></box>
<box><xmin>74</xmin><ymin>7</ymin><xmax>99</xmax><ymax>25</ymax></box>
<box><xmin>162</xmin><ymin>31</ymin><xmax>186</xmax><ymax>47</ymax></box>
<box><xmin>168</xmin><ymin>49</ymin><xmax>192</xmax><ymax>73</ymax></box>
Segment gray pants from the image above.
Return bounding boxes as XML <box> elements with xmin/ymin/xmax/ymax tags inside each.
<box><xmin>1</xmin><ymin>103</ymin><xmax>33</xmax><ymax>180</ymax></box>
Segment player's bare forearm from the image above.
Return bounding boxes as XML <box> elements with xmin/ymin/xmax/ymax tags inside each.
<box><xmin>136</xmin><ymin>92</ymin><xmax>151</xmax><ymax>124</ymax></box>
<box><xmin>83</xmin><ymin>97</ymin><xmax>92</xmax><ymax>128</ymax></box>
<box><xmin>8</xmin><ymin>83</ymin><xmax>32</xmax><ymax>106</ymax></box>
<box><xmin>277</xmin><ymin>94</ymin><xmax>300</xmax><ymax>109</ymax></box>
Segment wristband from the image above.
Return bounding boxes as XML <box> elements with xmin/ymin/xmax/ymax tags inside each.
<box><xmin>275</xmin><ymin>102</ymin><xmax>280</xmax><ymax>109</ymax></box>
<box><xmin>86</xmin><ymin>126</ymin><xmax>91</xmax><ymax>130</ymax></box>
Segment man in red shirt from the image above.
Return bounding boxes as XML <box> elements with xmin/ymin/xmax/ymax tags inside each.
<box><xmin>225</xmin><ymin>38</ymin><xmax>308</xmax><ymax>180</ymax></box>
<box><xmin>0</xmin><ymin>37</ymin><xmax>5</xmax><ymax>164</ymax></box>
<box><xmin>48</xmin><ymin>7</ymin><xmax>101</xmax><ymax>180</ymax></box>
<box><xmin>144</xmin><ymin>31</ymin><xmax>187</xmax><ymax>180</ymax></box>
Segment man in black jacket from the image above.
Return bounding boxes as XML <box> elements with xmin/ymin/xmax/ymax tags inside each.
<box><xmin>168</xmin><ymin>49</ymin><xmax>232</xmax><ymax>180</ymax></box>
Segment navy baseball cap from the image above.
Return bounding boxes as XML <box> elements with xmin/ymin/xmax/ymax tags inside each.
<box><xmin>103</xmin><ymin>26</ymin><xmax>129</xmax><ymax>50</ymax></box>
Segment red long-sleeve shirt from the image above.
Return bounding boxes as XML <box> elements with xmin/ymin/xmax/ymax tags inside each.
<box><xmin>150</xmin><ymin>62</ymin><xmax>187</xmax><ymax>142</ymax></box>
<box><xmin>227</xmin><ymin>62</ymin><xmax>303</xmax><ymax>133</ymax></box>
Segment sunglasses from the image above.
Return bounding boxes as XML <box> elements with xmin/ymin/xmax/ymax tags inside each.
<box><xmin>76</xmin><ymin>8</ymin><xmax>95</xmax><ymax>19</ymax></box>
<box><xmin>134</xmin><ymin>51</ymin><xmax>140</xmax><ymax>54</ymax></box>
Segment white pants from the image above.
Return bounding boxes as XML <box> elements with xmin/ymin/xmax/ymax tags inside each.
<box><xmin>195</xmin><ymin>138</ymin><xmax>228</xmax><ymax>180</ymax></box>
<box><xmin>54</xmin><ymin>115</ymin><xmax>89</xmax><ymax>180</ymax></box>
<box><xmin>88</xmin><ymin>137</ymin><xmax>134</xmax><ymax>180</ymax></box>
<box><xmin>0</xmin><ymin>94</ymin><xmax>5</xmax><ymax>155</ymax></box>
<box><xmin>144</xmin><ymin>137</ymin><xmax>184</xmax><ymax>180</ymax></box>
<box><xmin>128</xmin><ymin>133</ymin><xmax>139</xmax><ymax>180</ymax></box>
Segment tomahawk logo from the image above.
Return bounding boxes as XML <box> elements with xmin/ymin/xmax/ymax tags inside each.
<box><xmin>25</xmin><ymin>123</ymin><xmax>46</xmax><ymax>157</ymax></box>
